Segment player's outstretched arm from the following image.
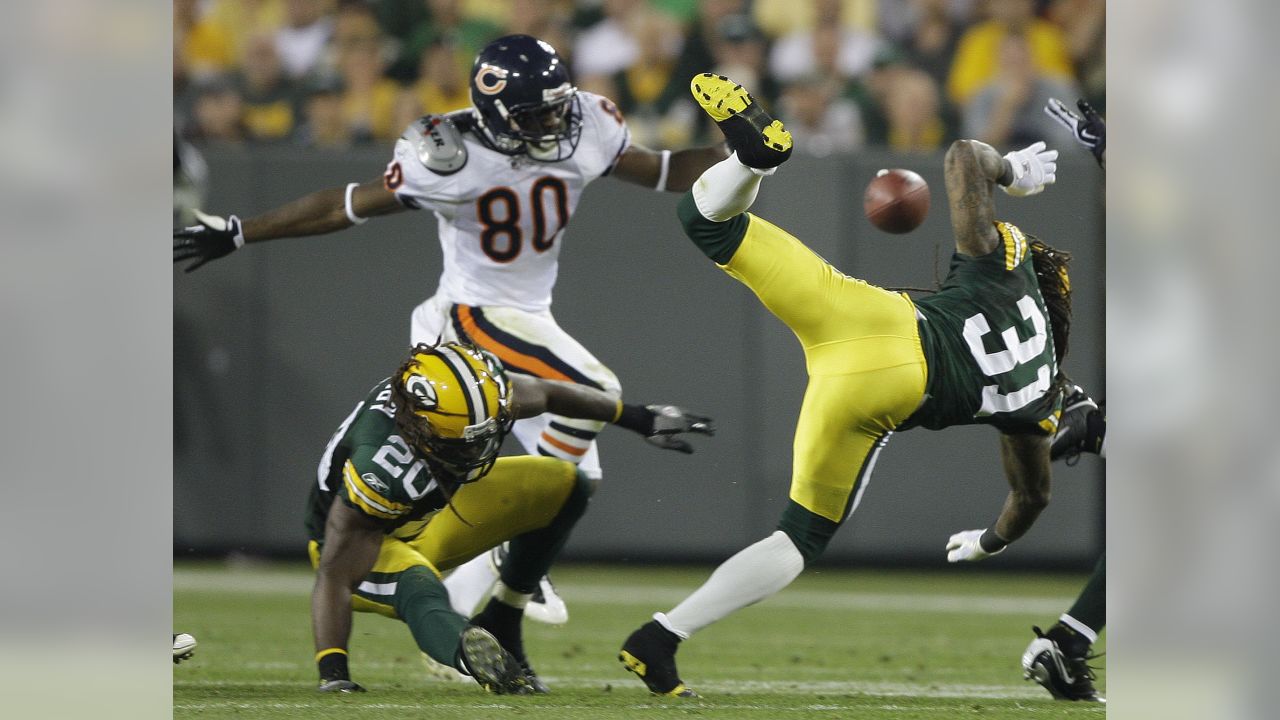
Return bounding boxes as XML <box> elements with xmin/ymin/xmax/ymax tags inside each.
<box><xmin>610</xmin><ymin>143</ymin><xmax>730</xmax><ymax>193</ymax></box>
<box><xmin>947</xmin><ymin>433</ymin><xmax>1051</xmax><ymax>562</ymax></box>
<box><xmin>944</xmin><ymin>139</ymin><xmax>1057</xmax><ymax>257</ymax></box>
<box><xmin>510</xmin><ymin>377</ymin><xmax>714</xmax><ymax>454</ymax></box>
<box><xmin>173</xmin><ymin>177</ymin><xmax>405</xmax><ymax>272</ymax></box>
<box><xmin>944</xmin><ymin>139</ymin><xmax>1005</xmax><ymax>257</ymax></box>
<box><xmin>311</xmin><ymin>499</ymin><xmax>384</xmax><ymax>692</ymax></box>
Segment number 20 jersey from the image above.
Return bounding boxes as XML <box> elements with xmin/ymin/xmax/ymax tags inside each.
<box><xmin>900</xmin><ymin>222</ymin><xmax>1063</xmax><ymax>435</ymax></box>
<box><xmin>384</xmin><ymin>92</ymin><xmax>631</xmax><ymax>313</ymax></box>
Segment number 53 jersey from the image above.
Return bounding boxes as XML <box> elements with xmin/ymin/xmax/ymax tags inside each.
<box><xmin>383</xmin><ymin>91</ymin><xmax>631</xmax><ymax>313</ymax></box>
<box><xmin>900</xmin><ymin>222</ymin><xmax>1064</xmax><ymax>435</ymax></box>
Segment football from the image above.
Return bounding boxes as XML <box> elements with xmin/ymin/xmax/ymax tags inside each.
<box><xmin>864</xmin><ymin>168</ymin><xmax>930</xmax><ymax>234</ymax></box>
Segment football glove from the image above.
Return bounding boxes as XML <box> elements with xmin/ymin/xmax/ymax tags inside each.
<box><xmin>946</xmin><ymin>528</ymin><xmax>1007</xmax><ymax>563</ymax></box>
<box><xmin>643</xmin><ymin>405</ymin><xmax>715</xmax><ymax>454</ymax></box>
<box><xmin>1001</xmin><ymin>142</ymin><xmax>1058</xmax><ymax>197</ymax></box>
<box><xmin>174</xmin><ymin>210</ymin><xmax>245</xmax><ymax>272</ymax></box>
<box><xmin>1044</xmin><ymin>98</ymin><xmax>1106</xmax><ymax>167</ymax></box>
<box><xmin>317</xmin><ymin>679</ymin><xmax>367</xmax><ymax>693</ymax></box>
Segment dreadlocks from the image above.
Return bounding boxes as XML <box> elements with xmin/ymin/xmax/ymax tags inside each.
<box><xmin>388</xmin><ymin>356</ymin><xmax>473</xmax><ymax>527</ymax></box>
<box><xmin>1026</xmin><ymin>235</ymin><xmax>1073</xmax><ymax>394</ymax></box>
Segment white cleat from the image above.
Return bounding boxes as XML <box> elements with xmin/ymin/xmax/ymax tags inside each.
<box><xmin>173</xmin><ymin>633</ymin><xmax>197</xmax><ymax>664</ymax></box>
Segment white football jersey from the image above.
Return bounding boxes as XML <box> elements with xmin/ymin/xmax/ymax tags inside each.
<box><xmin>385</xmin><ymin>91</ymin><xmax>631</xmax><ymax>312</ymax></box>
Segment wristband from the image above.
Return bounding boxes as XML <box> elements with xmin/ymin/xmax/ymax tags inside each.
<box><xmin>344</xmin><ymin>183</ymin><xmax>369</xmax><ymax>225</ymax></box>
<box><xmin>996</xmin><ymin>159</ymin><xmax>1014</xmax><ymax>187</ymax></box>
<box><xmin>613</xmin><ymin>403</ymin><xmax>654</xmax><ymax>435</ymax></box>
<box><xmin>317</xmin><ymin>647</ymin><xmax>350</xmax><ymax>681</ymax></box>
<box><xmin>978</xmin><ymin>528</ymin><xmax>1010</xmax><ymax>554</ymax></box>
<box><xmin>654</xmin><ymin>150</ymin><xmax>672</xmax><ymax>192</ymax></box>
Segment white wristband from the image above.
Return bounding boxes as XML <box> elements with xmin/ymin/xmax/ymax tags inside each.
<box><xmin>344</xmin><ymin>183</ymin><xmax>368</xmax><ymax>225</ymax></box>
<box><xmin>654</xmin><ymin>149</ymin><xmax>671</xmax><ymax>192</ymax></box>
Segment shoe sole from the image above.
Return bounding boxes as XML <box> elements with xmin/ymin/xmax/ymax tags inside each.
<box><xmin>618</xmin><ymin>649</ymin><xmax>698</xmax><ymax>698</ymax></box>
<box><xmin>459</xmin><ymin>626</ymin><xmax>529</xmax><ymax>695</ymax></box>
<box><xmin>689</xmin><ymin>73</ymin><xmax>792</xmax><ymax>156</ymax></box>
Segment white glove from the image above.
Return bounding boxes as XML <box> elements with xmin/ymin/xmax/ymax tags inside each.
<box><xmin>1001</xmin><ymin>141</ymin><xmax>1058</xmax><ymax>197</ymax></box>
<box><xmin>946</xmin><ymin>528</ymin><xmax>1006</xmax><ymax>563</ymax></box>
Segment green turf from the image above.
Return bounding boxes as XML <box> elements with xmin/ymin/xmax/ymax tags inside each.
<box><xmin>174</xmin><ymin>562</ymin><xmax>1105</xmax><ymax>719</ymax></box>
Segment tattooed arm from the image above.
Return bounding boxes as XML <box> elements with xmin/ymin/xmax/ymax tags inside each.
<box><xmin>943</xmin><ymin>139</ymin><xmax>1012</xmax><ymax>257</ymax></box>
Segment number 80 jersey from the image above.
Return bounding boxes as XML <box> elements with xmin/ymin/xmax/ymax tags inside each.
<box><xmin>383</xmin><ymin>92</ymin><xmax>631</xmax><ymax>313</ymax></box>
<box><xmin>900</xmin><ymin>222</ymin><xmax>1064</xmax><ymax>435</ymax></box>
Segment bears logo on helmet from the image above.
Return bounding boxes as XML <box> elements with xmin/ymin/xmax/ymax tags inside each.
<box><xmin>469</xmin><ymin>34</ymin><xmax>583</xmax><ymax>161</ymax></box>
<box><xmin>391</xmin><ymin>342</ymin><xmax>514</xmax><ymax>483</ymax></box>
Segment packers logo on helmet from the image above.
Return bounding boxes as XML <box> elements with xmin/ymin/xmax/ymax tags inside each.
<box><xmin>390</xmin><ymin>341</ymin><xmax>513</xmax><ymax>483</ymax></box>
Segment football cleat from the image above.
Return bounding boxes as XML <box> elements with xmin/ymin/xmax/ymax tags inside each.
<box><xmin>457</xmin><ymin>626</ymin><xmax>531</xmax><ymax>695</ymax></box>
<box><xmin>1051</xmin><ymin>384</ymin><xmax>1105</xmax><ymax>464</ymax></box>
<box><xmin>470</xmin><ymin>601</ymin><xmax>551</xmax><ymax>694</ymax></box>
<box><xmin>619</xmin><ymin>620</ymin><xmax>698</xmax><ymax>697</ymax></box>
<box><xmin>1022</xmin><ymin>626</ymin><xmax>1105</xmax><ymax>702</ymax></box>
<box><xmin>173</xmin><ymin>633</ymin><xmax>197</xmax><ymax>664</ymax></box>
<box><xmin>488</xmin><ymin>544</ymin><xmax>569</xmax><ymax>625</ymax></box>
<box><xmin>690</xmin><ymin>73</ymin><xmax>792</xmax><ymax>169</ymax></box>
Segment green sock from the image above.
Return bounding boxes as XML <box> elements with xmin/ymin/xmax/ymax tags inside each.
<box><xmin>392</xmin><ymin>566</ymin><xmax>469</xmax><ymax>669</ymax></box>
<box><xmin>1065</xmin><ymin>554</ymin><xmax>1106</xmax><ymax>636</ymax></box>
<box><xmin>502</xmin><ymin>469</ymin><xmax>592</xmax><ymax>592</ymax></box>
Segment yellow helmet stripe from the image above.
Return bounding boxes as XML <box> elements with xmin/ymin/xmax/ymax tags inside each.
<box><xmin>437</xmin><ymin>345</ymin><xmax>486</xmax><ymax>425</ymax></box>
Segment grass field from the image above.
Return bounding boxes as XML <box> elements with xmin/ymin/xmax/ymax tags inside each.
<box><xmin>174</xmin><ymin>562</ymin><xmax>1105</xmax><ymax>719</ymax></box>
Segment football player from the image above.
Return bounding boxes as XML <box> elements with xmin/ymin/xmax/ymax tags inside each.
<box><xmin>1017</xmin><ymin>97</ymin><xmax>1108</xmax><ymax>703</ymax></box>
<box><xmin>174</xmin><ymin>34</ymin><xmax>728</xmax><ymax>625</ymax></box>
<box><xmin>308</xmin><ymin>341</ymin><xmax>712</xmax><ymax>694</ymax></box>
<box><xmin>619</xmin><ymin>74</ymin><xmax>1071</xmax><ymax>697</ymax></box>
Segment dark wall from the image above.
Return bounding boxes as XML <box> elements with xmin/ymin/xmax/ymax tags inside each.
<box><xmin>174</xmin><ymin>147</ymin><xmax>1104</xmax><ymax>567</ymax></box>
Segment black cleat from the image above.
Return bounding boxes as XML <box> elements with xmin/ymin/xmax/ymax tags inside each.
<box><xmin>457</xmin><ymin>626</ymin><xmax>530</xmax><ymax>695</ymax></box>
<box><xmin>1051</xmin><ymin>384</ymin><xmax>1105</xmax><ymax>464</ymax></box>
<box><xmin>619</xmin><ymin>620</ymin><xmax>698</xmax><ymax>697</ymax></box>
<box><xmin>690</xmin><ymin>73</ymin><xmax>792</xmax><ymax>169</ymax></box>
<box><xmin>470</xmin><ymin>599</ymin><xmax>550</xmax><ymax>693</ymax></box>
<box><xmin>1022</xmin><ymin>626</ymin><xmax>1105</xmax><ymax>702</ymax></box>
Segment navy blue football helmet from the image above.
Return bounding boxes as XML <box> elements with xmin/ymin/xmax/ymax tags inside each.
<box><xmin>470</xmin><ymin>35</ymin><xmax>582</xmax><ymax>161</ymax></box>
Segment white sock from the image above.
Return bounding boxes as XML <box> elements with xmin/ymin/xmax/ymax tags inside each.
<box><xmin>491</xmin><ymin>579</ymin><xmax>531</xmax><ymax>610</ymax></box>
<box><xmin>1059</xmin><ymin>613</ymin><xmax>1099</xmax><ymax>644</ymax></box>
<box><xmin>691</xmin><ymin>152</ymin><xmax>773</xmax><ymax>221</ymax></box>
<box><xmin>443</xmin><ymin>553</ymin><xmax>499</xmax><ymax>616</ymax></box>
<box><xmin>663</xmin><ymin>531</ymin><xmax>805</xmax><ymax>637</ymax></box>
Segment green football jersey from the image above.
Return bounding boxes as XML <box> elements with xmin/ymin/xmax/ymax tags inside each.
<box><xmin>900</xmin><ymin>222</ymin><xmax>1062</xmax><ymax>435</ymax></box>
<box><xmin>304</xmin><ymin>378</ymin><xmax>450</xmax><ymax>544</ymax></box>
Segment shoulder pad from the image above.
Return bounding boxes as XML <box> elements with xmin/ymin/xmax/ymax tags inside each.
<box><xmin>402</xmin><ymin>114</ymin><xmax>469</xmax><ymax>176</ymax></box>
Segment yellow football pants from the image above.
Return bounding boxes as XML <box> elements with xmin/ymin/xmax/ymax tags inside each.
<box><xmin>308</xmin><ymin>455</ymin><xmax>578</xmax><ymax>618</ymax></box>
<box><xmin>722</xmin><ymin>214</ymin><xmax>929</xmax><ymax>522</ymax></box>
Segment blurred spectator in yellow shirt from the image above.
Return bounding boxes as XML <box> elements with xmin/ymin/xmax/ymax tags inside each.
<box><xmin>333</xmin><ymin>2</ymin><xmax>401</xmax><ymax>143</ymax></box>
<box><xmin>961</xmin><ymin>31</ymin><xmax>1078</xmax><ymax>149</ymax></box>
<box><xmin>411</xmin><ymin>36</ymin><xmax>471</xmax><ymax>115</ymax></box>
<box><xmin>176</xmin><ymin>0</ymin><xmax>235</xmax><ymax>81</ymax></box>
<box><xmin>237</xmin><ymin>34</ymin><xmax>298</xmax><ymax>142</ymax></box>
<box><xmin>946</xmin><ymin>0</ymin><xmax>1072</xmax><ymax>106</ymax></box>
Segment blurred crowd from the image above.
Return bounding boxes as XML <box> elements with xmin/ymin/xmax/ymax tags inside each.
<box><xmin>174</xmin><ymin>0</ymin><xmax>1104</xmax><ymax>156</ymax></box>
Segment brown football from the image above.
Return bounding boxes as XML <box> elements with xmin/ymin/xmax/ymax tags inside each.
<box><xmin>863</xmin><ymin>169</ymin><xmax>930</xmax><ymax>234</ymax></box>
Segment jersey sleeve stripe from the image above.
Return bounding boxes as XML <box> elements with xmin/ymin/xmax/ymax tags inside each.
<box><xmin>452</xmin><ymin>305</ymin><xmax>605</xmax><ymax>389</ymax></box>
<box><xmin>343</xmin><ymin>462</ymin><xmax>407</xmax><ymax>519</ymax></box>
<box><xmin>995</xmin><ymin>221</ymin><xmax>1029</xmax><ymax>271</ymax></box>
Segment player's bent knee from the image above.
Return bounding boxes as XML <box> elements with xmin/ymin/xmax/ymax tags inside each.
<box><xmin>391</xmin><ymin>565</ymin><xmax>449</xmax><ymax>617</ymax></box>
<box><xmin>776</xmin><ymin>500</ymin><xmax>841</xmax><ymax>565</ymax></box>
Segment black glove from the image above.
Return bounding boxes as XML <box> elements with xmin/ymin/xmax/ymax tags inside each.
<box><xmin>1044</xmin><ymin>98</ymin><xmax>1105</xmax><ymax>167</ymax></box>
<box><xmin>174</xmin><ymin>210</ymin><xmax>244</xmax><ymax>272</ymax></box>
<box><xmin>317</xmin><ymin>679</ymin><xmax>367</xmax><ymax>693</ymax></box>
<box><xmin>616</xmin><ymin>404</ymin><xmax>715</xmax><ymax>454</ymax></box>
